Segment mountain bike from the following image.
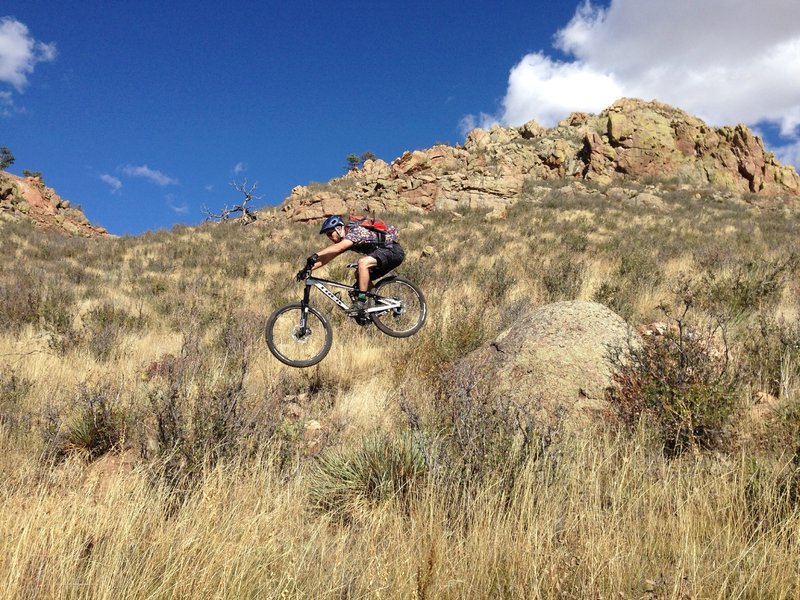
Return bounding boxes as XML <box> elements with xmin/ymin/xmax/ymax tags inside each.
<box><xmin>265</xmin><ymin>265</ymin><xmax>427</xmax><ymax>367</ymax></box>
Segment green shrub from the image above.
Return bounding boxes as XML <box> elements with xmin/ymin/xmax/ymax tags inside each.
<box><xmin>308</xmin><ymin>433</ymin><xmax>427</xmax><ymax>519</ymax></box>
<box><xmin>541</xmin><ymin>254</ymin><xmax>585</xmax><ymax>301</ymax></box>
<box><xmin>0</xmin><ymin>268</ymin><xmax>42</xmax><ymax>332</ymax></box>
<box><xmin>42</xmin><ymin>282</ymin><xmax>79</xmax><ymax>353</ymax></box>
<box><xmin>592</xmin><ymin>281</ymin><xmax>634</xmax><ymax>320</ymax></box>
<box><xmin>618</xmin><ymin>250</ymin><xmax>661</xmax><ymax>290</ymax></box>
<box><xmin>592</xmin><ymin>250</ymin><xmax>662</xmax><ymax>320</ymax></box>
<box><xmin>140</xmin><ymin>333</ymin><xmax>296</xmax><ymax>485</ymax></box>
<box><xmin>0</xmin><ymin>370</ymin><xmax>32</xmax><ymax>434</ymax></box>
<box><xmin>697</xmin><ymin>253</ymin><xmax>798</xmax><ymax>318</ymax></box>
<box><xmin>64</xmin><ymin>387</ymin><xmax>123</xmax><ymax>460</ymax></box>
<box><xmin>81</xmin><ymin>302</ymin><xmax>146</xmax><ymax>361</ymax></box>
<box><xmin>405</xmin><ymin>303</ymin><xmax>488</xmax><ymax>382</ymax></box>
<box><xmin>739</xmin><ymin>314</ymin><xmax>800</xmax><ymax>398</ymax></box>
<box><xmin>477</xmin><ymin>259</ymin><xmax>516</xmax><ymax>305</ymax></box>
<box><xmin>39</xmin><ymin>386</ymin><xmax>124</xmax><ymax>464</ymax></box>
<box><xmin>608</xmin><ymin>300</ymin><xmax>739</xmax><ymax>457</ymax></box>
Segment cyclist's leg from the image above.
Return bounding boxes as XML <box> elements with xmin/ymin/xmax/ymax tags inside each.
<box><xmin>368</xmin><ymin>244</ymin><xmax>405</xmax><ymax>281</ymax></box>
<box><xmin>356</xmin><ymin>255</ymin><xmax>378</xmax><ymax>293</ymax></box>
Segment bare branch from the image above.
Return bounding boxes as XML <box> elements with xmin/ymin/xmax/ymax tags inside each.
<box><xmin>204</xmin><ymin>179</ymin><xmax>263</xmax><ymax>225</ymax></box>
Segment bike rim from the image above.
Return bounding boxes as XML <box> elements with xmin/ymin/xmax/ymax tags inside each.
<box><xmin>371</xmin><ymin>281</ymin><xmax>424</xmax><ymax>334</ymax></box>
<box><xmin>270</xmin><ymin>307</ymin><xmax>329</xmax><ymax>364</ymax></box>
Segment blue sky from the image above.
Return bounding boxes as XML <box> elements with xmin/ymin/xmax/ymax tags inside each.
<box><xmin>2</xmin><ymin>1</ymin><xmax>800</xmax><ymax>235</ymax></box>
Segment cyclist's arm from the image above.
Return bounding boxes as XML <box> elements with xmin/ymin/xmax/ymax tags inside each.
<box><xmin>311</xmin><ymin>239</ymin><xmax>354</xmax><ymax>269</ymax></box>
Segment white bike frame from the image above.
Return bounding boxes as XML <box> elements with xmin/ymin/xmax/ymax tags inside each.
<box><xmin>302</xmin><ymin>275</ymin><xmax>403</xmax><ymax>316</ymax></box>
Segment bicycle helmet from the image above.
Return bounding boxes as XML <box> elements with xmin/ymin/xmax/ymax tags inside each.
<box><xmin>319</xmin><ymin>214</ymin><xmax>345</xmax><ymax>234</ymax></box>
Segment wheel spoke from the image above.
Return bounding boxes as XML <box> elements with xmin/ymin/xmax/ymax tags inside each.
<box><xmin>266</xmin><ymin>305</ymin><xmax>332</xmax><ymax>367</ymax></box>
<box><xmin>371</xmin><ymin>279</ymin><xmax>426</xmax><ymax>337</ymax></box>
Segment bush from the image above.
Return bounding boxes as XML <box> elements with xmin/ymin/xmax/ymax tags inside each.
<box><xmin>477</xmin><ymin>259</ymin><xmax>516</xmax><ymax>306</ymax></box>
<box><xmin>81</xmin><ymin>302</ymin><xmax>146</xmax><ymax>361</ymax></box>
<box><xmin>541</xmin><ymin>253</ymin><xmax>585</xmax><ymax>301</ymax></box>
<box><xmin>139</xmin><ymin>332</ymin><xmax>300</xmax><ymax>486</ymax></box>
<box><xmin>0</xmin><ymin>370</ymin><xmax>32</xmax><ymax>434</ymax></box>
<box><xmin>64</xmin><ymin>387</ymin><xmax>124</xmax><ymax>460</ymax></box>
<box><xmin>42</xmin><ymin>282</ymin><xmax>80</xmax><ymax>353</ymax></box>
<box><xmin>403</xmin><ymin>302</ymin><xmax>488</xmax><ymax>382</ymax></box>
<box><xmin>0</xmin><ymin>268</ymin><xmax>42</xmax><ymax>332</ymax></box>
<box><xmin>142</xmin><ymin>360</ymin><xmax>250</xmax><ymax>480</ymax></box>
<box><xmin>432</xmin><ymin>354</ymin><xmax>545</xmax><ymax>493</ymax></box>
<box><xmin>739</xmin><ymin>314</ymin><xmax>800</xmax><ymax>398</ymax></box>
<box><xmin>592</xmin><ymin>281</ymin><xmax>634</xmax><ymax>320</ymax></box>
<box><xmin>308</xmin><ymin>433</ymin><xmax>427</xmax><ymax>520</ymax></box>
<box><xmin>608</xmin><ymin>298</ymin><xmax>739</xmax><ymax>456</ymax></box>
<box><xmin>618</xmin><ymin>250</ymin><xmax>661</xmax><ymax>290</ymax></box>
<box><xmin>697</xmin><ymin>253</ymin><xmax>798</xmax><ymax>318</ymax></box>
<box><xmin>39</xmin><ymin>386</ymin><xmax>124</xmax><ymax>464</ymax></box>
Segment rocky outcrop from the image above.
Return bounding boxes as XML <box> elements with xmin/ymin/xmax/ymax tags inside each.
<box><xmin>0</xmin><ymin>171</ymin><xmax>109</xmax><ymax>237</ymax></box>
<box><xmin>279</xmin><ymin>98</ymin><xmax>800</xmax><ymax>222</ymax></box>
<box><xmin>451</xmin><ymin>301</ymin><xmax>640</xmax><ymax>428</ymax></box>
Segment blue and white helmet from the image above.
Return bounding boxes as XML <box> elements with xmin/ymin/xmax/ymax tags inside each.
<box><xmin>319</xmin><ymin>215</ymin><xmax>345</xmax><ymax>234</ymax></box>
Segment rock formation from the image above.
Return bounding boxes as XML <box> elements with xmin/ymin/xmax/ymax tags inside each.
<box><xmin>279</xmin><ymin>98</ymin><xmax>799</xmax><ymax>222</ymax></box>
<box><xmin>0</xmin><ymin>171</ymin><xmax>109</xmax><ymax>237</ymax></box>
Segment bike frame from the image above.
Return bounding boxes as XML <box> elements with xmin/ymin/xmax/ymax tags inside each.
<box><xmin>298</xmin><ymin>275</ymin><xmax>402</xmax><ymax>328</ymax></box>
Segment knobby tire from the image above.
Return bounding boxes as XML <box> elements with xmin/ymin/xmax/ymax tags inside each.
<box><xmin>265</xmin><ymin>303</ymin><xmax>333</xmax><ymax>368</ymax></box>
<box><xmin>370</xmin><ymin>277</ymin><xmax>427</xmax><ymax>337</ymax></box>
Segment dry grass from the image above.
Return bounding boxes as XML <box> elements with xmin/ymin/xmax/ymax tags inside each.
<box><xmin>1</xmin><ymin>192</ymin><xmax>800</xmax><ymax>598</ymax></box>
<box><xmin>1</xmin><ymin>431</ymin><xmax>798</xmax><ymax>598</ymax></box>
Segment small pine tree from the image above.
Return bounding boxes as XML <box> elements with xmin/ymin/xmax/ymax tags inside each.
<box><xmin>345</xmin><ymin>153</ymin><xmax>360</xmax><ymax>171</ymax></box>
<box><xmin>0</xmin><ymin>147</ymin><xmax>15</xmax><ymax>170</ymax></box>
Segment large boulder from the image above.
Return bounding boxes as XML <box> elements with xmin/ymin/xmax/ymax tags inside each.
<box><xmin>452</xmin><ymin>301</ymin><xmax>639</xmax><ymax>428</ymax></box>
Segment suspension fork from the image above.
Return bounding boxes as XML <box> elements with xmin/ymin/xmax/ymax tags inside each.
<box><xmin>299</xmin><ymin>283</ymin><xmax>312</xmax><ymax>332</ymax></box>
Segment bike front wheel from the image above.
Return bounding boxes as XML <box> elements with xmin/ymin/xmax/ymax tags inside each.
<box><xmin>265</xmin><ymin>303</ymin><xmax>333</xmax><ymax>368</ymax></box>
<box><xmin>370</xmin><ymin>277</ymin><xmax>427</xmax><ymax>338</ymax></box>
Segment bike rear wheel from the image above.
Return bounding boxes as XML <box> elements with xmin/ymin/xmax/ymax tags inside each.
<box><xmin>370</xmin><ymin>277</ymin><xmax>427</xmax><ymax>338</ymax></box>
<box><xmin>265</xmin><ymin>303</ymin><xmax>332</xmax><ymax>367</ymax></box>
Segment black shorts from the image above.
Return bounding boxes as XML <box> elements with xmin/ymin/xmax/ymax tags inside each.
<box><xmin>368</xmin><ymin>243</ymin><xmax>405</xmax><ymax>280</ymax></box>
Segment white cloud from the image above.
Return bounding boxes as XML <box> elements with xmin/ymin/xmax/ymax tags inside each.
<box><xmin>775</xmin><ymin>141</ymin><xmax>800</xmax><ymax>171</ymax></box>
<box><xmin>122</xmin><ymin>164</ymin><xmax>178</xmax><ymax>186</ymax></box>
<box><xmin>0</xmin><ymin>17</ymin><xmax>56</xmax><ymax>91</ymax></box>
<box><xmin>459</xmin><ymin>112</ymin><xmax>500</xmax><ymax>136</ymax></box>
<box><xmin>166</xmin><ymin>194</ymin><xmax>189</xmax><ymax>214</ymax></box>
<box><xmin>473</xmin><ymin>0</ymin><xmax>800</xmax><ymax>153</ymax></box>
<box><xmin>0</xmin><ymin>90</ymin><xmax>14</xmax><ymax>116</ymax></box>
<box><xmin>99</xmin><ymin>173</ymin><xmax>122</xmax><ymax>193</ymax></box>
<box><xmin>232</xmin><ymin>162</ymin><xmax>247</xmax><ymax>175</ymax></box>
<box><xmin>500</xmin><ymin>52</ymin><xmax>623</xmax><ymax>128</ymax></box>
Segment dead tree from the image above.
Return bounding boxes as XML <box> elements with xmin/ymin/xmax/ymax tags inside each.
<box><xmin>203</xmin><ymin>180</ymin><xmax>262</xmax><ymax>224</ymax></box>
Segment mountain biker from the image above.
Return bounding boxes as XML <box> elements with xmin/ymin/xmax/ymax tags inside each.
<box><xmin>296</xmin><ymin>214</ymin><xmax>404</xmax><ymax>321</ymax></box>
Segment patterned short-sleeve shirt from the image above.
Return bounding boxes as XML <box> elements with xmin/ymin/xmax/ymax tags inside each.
<box><xmin>344</xmin><ymin>225</ymin><xmax>381</xmax><ymax>248</ymax></box>
<box><xmin>344</xmin><ymin>224</ymin><xmax>398</xmax><ymax>253</ymax></box>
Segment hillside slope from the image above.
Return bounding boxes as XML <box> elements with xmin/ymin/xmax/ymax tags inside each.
<box><xmin>1</xmin><ymin>174</ymin><xmax>800</xmax><ymax>597</ymax></box>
